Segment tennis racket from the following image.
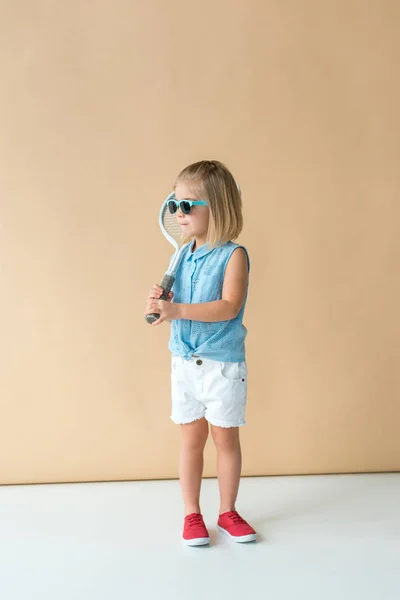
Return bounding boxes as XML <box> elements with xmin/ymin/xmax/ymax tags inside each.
<box><xmin>145</xmin><ymin>192</ymin><xmax>188</xmax><ymax>325</ymax></box>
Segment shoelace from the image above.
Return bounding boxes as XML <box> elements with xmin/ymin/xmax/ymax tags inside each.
<box><xmin>227</xmin><ymin>511</ymin><xmax>246</xmax><ymax>525</ymax></box>
<box><xmin>187</xmin><ymin>514</ymin><xmax>204</xmax><ymax>528</ymax></box>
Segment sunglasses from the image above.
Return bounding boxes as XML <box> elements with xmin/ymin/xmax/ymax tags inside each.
<box><xmin>167</xmin><ymin>197</ymin><xmax>208</xmax><ymax>215</ymax></box>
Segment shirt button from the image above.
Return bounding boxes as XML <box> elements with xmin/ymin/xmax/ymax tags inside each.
<box><xmin>196</xmin><ymin>359</ymin><xmax>203</xmax><ymax>366</ymax></box>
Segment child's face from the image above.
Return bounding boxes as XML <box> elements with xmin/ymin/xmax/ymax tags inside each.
<box><xmin>174</xmin><ymin>181</ymin><xmax>209</xmax><ymax>241</ymax></box>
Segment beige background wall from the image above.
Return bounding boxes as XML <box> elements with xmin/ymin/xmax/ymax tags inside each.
<box><xmin>0</xmin><ymin>1</ymin><xmax>399</xmax><ymax>485</ymax></box>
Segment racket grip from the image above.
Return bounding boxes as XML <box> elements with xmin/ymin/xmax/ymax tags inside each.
<box><xmin>145</xmin><ymin>274</ymin><xmax>175</xmax><ymax>325</ymax></box>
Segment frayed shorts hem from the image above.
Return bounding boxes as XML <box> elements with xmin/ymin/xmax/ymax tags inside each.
<box><xmin>170</xmin><ymin>415</ymin><xmax>246</xmax><ymax>428</ymax></box>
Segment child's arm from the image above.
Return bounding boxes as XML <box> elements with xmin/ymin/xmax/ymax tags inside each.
<box><xmin>146</xmin><ymin>248</ymin><xmax>248</xmax><ymax>325</ymax></box>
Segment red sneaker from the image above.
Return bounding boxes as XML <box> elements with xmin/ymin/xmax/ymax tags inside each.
<box><xmin>218</xmin><ymin>511</ymin><xmax>257</xmax><ymax>543</ymax></box>
<box><xmin>183</xmin><ymin>513</ymin><xmax>210</xmax><ymax>546</ymax></box>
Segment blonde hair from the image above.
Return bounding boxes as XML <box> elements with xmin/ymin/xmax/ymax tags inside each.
<box><xmin>174</xmin><ymin>160</ymin><xmax>243</xmax><ymax>247</ymax></box>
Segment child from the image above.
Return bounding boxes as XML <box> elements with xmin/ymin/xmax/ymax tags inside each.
<box><xmin>145</xmin><ymin>160</ymin><xmax>256</xmax><ymax>546</ymax></box>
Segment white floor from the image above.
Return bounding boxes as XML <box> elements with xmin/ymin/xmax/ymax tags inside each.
<box><xmin>0</xmin><ymin>473</ymin><xmax>399</xmax><ymax>600</ymax></box>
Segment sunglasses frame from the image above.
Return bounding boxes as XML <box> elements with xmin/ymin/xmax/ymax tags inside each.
<box><xmin>167</xmin><ymin>197</ymin><xmax>208</xmax><ymax>215</ymax></box>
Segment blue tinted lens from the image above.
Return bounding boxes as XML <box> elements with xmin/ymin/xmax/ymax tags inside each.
<box><xmin>168</xmin><ymin>201</ymin><xmax>177</xmax><ymax>214</ymax></box>
<box><xmin>181</xmin><ymin>201</ymin><xmax>191</xmax><ymax>214</ymax></box>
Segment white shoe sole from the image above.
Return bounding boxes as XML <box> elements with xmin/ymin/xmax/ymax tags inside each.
<box><xmin>183</xmin><ymin>536</ymin><xmax>210</xmax><ymax>546</ymax></box>
<box><xmin>217</xmin><ymin>525</ymin><xmax>257</xmax><ymax>543</ymax></box>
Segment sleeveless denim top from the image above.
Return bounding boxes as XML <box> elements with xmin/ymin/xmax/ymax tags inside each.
<box><xmin>169</xmin><ymin>240</ymin><xmax>250</xmax><ymax>362</ymax></box>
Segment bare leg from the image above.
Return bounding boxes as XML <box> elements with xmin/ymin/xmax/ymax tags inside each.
<box><xmin>179</xmin><ymin>418</ymin><xmax>209</xmax><ymax>515</ymax></box>
<box><xmin>211</xmin><ymin>426</ymin><xmax>242</xmax><ymax>514</ymax></box>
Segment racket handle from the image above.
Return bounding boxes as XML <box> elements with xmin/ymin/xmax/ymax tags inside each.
<box><xmin>145</xmin><ymin>274</ymin><xmax>175</xmax><ymax>325</ymax></box>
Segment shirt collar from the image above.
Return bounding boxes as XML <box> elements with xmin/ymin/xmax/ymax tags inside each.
<box><xmin>186</xmin><ymin>239</ymin><xmax>214</xmax><ymax>261</ymax></box>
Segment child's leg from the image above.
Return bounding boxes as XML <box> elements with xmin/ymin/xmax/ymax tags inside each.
<box><xmin>210</xmin><ymin>425</ymin><xmax>242</xmax><ymax>514</ymax></box>
<box><xmin>179</xmin><ymin>418</ymin><xmax>209</xmax><ymax>515</ymax></box>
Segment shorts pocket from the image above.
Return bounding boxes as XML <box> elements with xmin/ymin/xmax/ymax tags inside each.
<box><xmin>219</xmin><ymin>361</ymin><xmax>247</xmax><ymax>382</ymax></box>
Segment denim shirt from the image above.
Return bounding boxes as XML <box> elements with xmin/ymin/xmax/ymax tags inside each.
<box><xmin>169</xmin><ymin>240</ymin><xmax>250</xmax><ymax>362</ymax></box>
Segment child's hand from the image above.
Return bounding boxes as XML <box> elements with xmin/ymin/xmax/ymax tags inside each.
<box><xmin>147</xmin><ymin>284</ymin><xmax>174</xmax><ymax>304</ymax></box>
<box><xmin>145</xmin><ymin>298</ymin><xmax>181</xmax><ymax>326</ymax></box>
<box><xmin>145</xmin><ymin>284</ymin><xmax>175</xmax><ymax>324</ymax></box>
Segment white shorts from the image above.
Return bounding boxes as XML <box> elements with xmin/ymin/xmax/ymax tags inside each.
<box><xmin>170</xmin><ymin>355</ymin><xmax>248</xmax><ymax>428</ymax></box>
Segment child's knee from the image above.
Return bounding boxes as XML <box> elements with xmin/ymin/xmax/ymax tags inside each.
<box><xmin>181</xmin><ymin>418</ymin><xmax>209</xmax><ymax>450</ymax></box>
<box><xmin>211</xmin><ymin>425</ymin><xmax>240</xmax><ymax>452</ymax></box>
